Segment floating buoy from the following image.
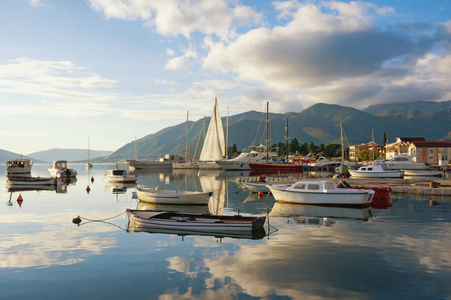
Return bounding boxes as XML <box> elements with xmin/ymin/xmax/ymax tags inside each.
<box><xmin>86</xmin><ymin>185</ymin><xmax>91</xmax><ymax>193</ymax></box>
<box><xmin>91</xmin><ymin>176</ymin><xmax>94</xmax><ymax>183</ymax></box>
<box><xmin>17</xmin><ymin>193</ymin><xmax>23</xmax><ymax>207</ymax></box>
<box><xmin>258</xmin><ymin>190</ymin><xmax>263</xmax><ymax>200</ymax></box>
<box><xmin>72</xmin><ymin>216</ymin><xmax>82</xmax><ymax>224</ymax></box>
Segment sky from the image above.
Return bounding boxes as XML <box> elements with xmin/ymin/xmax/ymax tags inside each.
<box><xmin>0</xmin><ymin>0</ymin><xmax>450</xmax><ymax>154</ymax></box>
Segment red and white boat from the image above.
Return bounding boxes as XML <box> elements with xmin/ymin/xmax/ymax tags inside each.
<box><xmin>336</xmin><ymin>180</ymin><xmax>392</xmax><ymax>208</ymax></box>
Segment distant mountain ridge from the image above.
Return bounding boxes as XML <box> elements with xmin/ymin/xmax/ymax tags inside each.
<box><xmin>364</xmin><ymin>100</ymin><xmax>451</xmax><ymax>115</ymax></box>
<box><xmin>107</xmin><ymin>101</ymin><xmax>451</xmax><ymax>161</ymax></box>
<box><xmin>2</xmin><ymin>101</ymin><xmax>449</xmax><ymax>163</ymax></box>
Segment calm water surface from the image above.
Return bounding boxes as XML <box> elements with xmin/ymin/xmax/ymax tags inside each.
<box><xmin>0</xmin><ymin>163</ymin><xmax>450</xmax><ymax>299</ymax></box>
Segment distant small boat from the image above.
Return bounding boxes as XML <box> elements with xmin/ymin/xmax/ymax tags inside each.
<box><xmin>48</xmin><ymin>160</ymin><xmax>77</xmax><ymax>178</ymax></box>
<box><xmin>126</xmin><ymin>209</ymin><xmax>266</xmax><ymax>234</ymax></box>
<box><xmin>7</xmin><ymin>176</ymin><xmax>55</xmax><ymax>186</ymax></box>
<box><xmin>106</xmin><ymin>169</ymin><xmax>137</xmax><ymax>183</ymax></box>
<box><xmin>268</xmin><ymin>180</ymin><xmax>375</xmax><ymax>207</ymax></box>
<box><xmin>349</xmin><ymin>161</ymin><xmax>404</xmax><ymax>178</ymax></box>
<box><xmin>135</xmin><ymin>186</ymin><xmax>212</xmax><ymax>205</ymax></box>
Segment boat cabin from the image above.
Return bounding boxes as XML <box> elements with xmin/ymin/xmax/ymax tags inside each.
<box><xmin>6</xmin><ymin>159</ymin><xmax>33</xmax><ymax>176</ymax></box>
<box><xmin>159</xmin><ymin>154</ymin><xmax>185</xmax><ymax>163</ymax></box>
<box><xmin>51</xmin><ymin>160</ymin><xmax>68</xmax><ymax>170</ymax></box>
<box><xmin>110</xmin><ymin>169</ymin><xmax>127</xmax><ymax>176</ymax></box>
<box><xmin>289</xmin><ymin>181</ymin><xmax>336</xmax><ymax>191</ymax></box>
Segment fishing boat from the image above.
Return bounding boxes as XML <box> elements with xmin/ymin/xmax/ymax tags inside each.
<box><xmin>135</xmin><ymin>186</ymin><xmax>212</xmax><ymax>205</ymax></box>
<box><xmin>349</xmin><ymin>161</ymin><xmax>404</xmax><ymax>178</ymax></box>
<box><xmin>106</xmin><ymin>169</ymin><xmax>137</xmax><ymax>183</ymax></box>
<box><xmin>126</xmin><ymin>209</ymin><xmax>266</xmax><ymax>233</ymax></box>
<box><xmin>6</xmin><ymin>158</ymin><xmax>33</xmax><ymax>177</ymax></box>
<box><xmin>268</xmin><ymin>180</ymin><xmax>375</xmax><ymax>207</ymax></box>
<box><xmin>48</xmin><ymin>160</ymin><xmax>77</xmax><ymax>178</ymax></box>
<box><xmin>7</xmin><ymin>176</ymin><xmax>56</xmax><ymax>186</ymax></box>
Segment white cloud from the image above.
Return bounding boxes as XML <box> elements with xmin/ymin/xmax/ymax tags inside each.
<box><xmin>165</xmin><ymin>48</ymin><xmax>198</xmax><ymax>69</ymax></box>
<box><xmin>88</xmin><ymin>0</ymin><xmax>262</xmax><ymax>39</ymax></box>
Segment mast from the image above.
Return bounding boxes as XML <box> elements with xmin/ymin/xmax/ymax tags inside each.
<box><xmin>285</xmin><ymin>117</ymin><xmax>289</xmax><ymax>161</ymax></box>
<box><xmin>340</xmin><ymin>123</ymin><xmax>344</xmax><ymax>163</ymax></box>
<box><xmin>372</xmin><ymin>129</ymin><xmax>375</xmax><ymax>160</ymax></box>
<box><xmin>225</xmin><ymin>106</ymin><xmax>229</xmax><ymax>158</ymax></box>
<box><xmin>186</xmin><ymin>111</ymin><xmax>189</xmax><ymax>162</ymax></box>
<box><xmin>266</xmin><ymin>101</ymin><xmax>269</xmax><ymax>164</ymax></box>
<box><xmin>88</xmin><ymin>137</ymin><xmax>90</xmax><ymax>163</ymax></box>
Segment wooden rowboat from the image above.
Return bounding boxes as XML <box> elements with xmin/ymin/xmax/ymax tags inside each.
<box><xmin>126</xmin><ymin>209</ymin><xmax>266</xmax><ymax>233</ymax></box>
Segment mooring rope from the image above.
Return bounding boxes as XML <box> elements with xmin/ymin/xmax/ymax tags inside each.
<box><xmin>73</xmin><ymin>211</ymin><xmax>126</xmax><ymax>224</ymax></box>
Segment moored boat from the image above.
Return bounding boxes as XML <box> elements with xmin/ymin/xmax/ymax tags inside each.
<box><xmin>135</xmin><ymin>186</ymin><xmax>212</xmax><ymax>205</ymax></box>
<box><xmin>126</xmin><ymin>209</ymin><xmax>266</xmax><ymax>233</ymax></box>
<box><xmin>348</xmin><ymin>161</ymin><xmax>404</xmax><ymax>178</ymax></box>
<box><xmin>7</xmin><ymin>176</ymin><xmax>56</xmax><ymax>186</ymax></box>
<box><xmin>384</xmin><ymin>154</ymin><xmax>428</xmax><ymax>170</ymax></box>
<box><xmin>6</xmin><ymin>159</ymin><xmax>33</xmax><ymax>177</ymax></box>
<box><xmin>268</xmin><ymin>180</ymin><xmax>375</xmax><ymax>207</ymax></box>
<box><xmin>106</xmin><ymin>168</ymin><xmax>137</xmax><ymax>183</ymax></box>
<box><xmin>216</xmin><ymin>147</ymin><xmax>279</xmax><ymax>170</ymax></box>
<box><xmin>48</xmin><ymin>160</ymin><xmax>77</xmax><ymax>178</ymax></box>
<box><xmin>336</xmin><ymin>180</ymin><xmax>392</xmax><ymax>208</ymax></box>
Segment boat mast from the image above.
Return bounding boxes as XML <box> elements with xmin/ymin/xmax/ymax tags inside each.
<box><xmin>340</xmin><ymin>123</ymin><xmax>344</xmax><ymax>163</ymax></box>
<box><xmin>88</xmin><ymin>137</ymin><xmax>90</xmax><ymax>163</ymax></box>
<box><xmin>372</xmin><ymin>129</ymin><xmax>375</xmax><ymax>161</ymax></box>
<box><xmin>186</xmin><ymin>111</ymin><xmax>189</xmax><ymax>162</ymax></box>
<box><xmin>225</xmin><ymin>106</ymin><xmax>229</xmax><ymax>158</ymax></box>
<box><xmin>285</xmin><ymin>117</ymin><xmax>289</xmax><ymax>161</ymax></box>
<box><xmin>266</xmin><ymin>101</ymin><xmax>269</xmax><ymax>164</ymax></box>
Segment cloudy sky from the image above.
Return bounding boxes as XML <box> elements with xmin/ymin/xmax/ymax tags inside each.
<box><xmin>0</xmin><ymin>0</ymin><xmax>450</xmax><ymax>154</ymax></box>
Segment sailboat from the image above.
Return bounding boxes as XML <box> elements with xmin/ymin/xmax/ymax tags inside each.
<box><xmin>248</xmin><ymin>102</ymin><xmax>303</xmax><ymax>171</ymax></box>
<box><xmin>198</xmin><ymin>98</ymin><xmax>226</xmax><ymax>170</ymax></box>
<box><xmin>86</xmin><ymin>137</ymin><xmax>93</xmax><ymax>169</ymax></box>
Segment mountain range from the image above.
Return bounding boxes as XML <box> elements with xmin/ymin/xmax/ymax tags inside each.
<box><xmin>106</xmin><ymin>100</ymin><xmax>451</xmax><ymax>161</ymax></box>
<box><xmin>1</xmin><ymin>100</ymin><xmax>450</xmax><ymax>163</ymax></box>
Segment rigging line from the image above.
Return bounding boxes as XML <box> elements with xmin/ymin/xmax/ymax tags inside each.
<box><xmin>76</xmin><ymin>219</ymin><xmax>127</xmax><ymax>231</ymax></box>
<box><xmin>174</xmin><ymin>124</ymin><xmax>185</xmax><ymax>157</ymax></box>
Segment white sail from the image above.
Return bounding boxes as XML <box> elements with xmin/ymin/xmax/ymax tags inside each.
<box><xmin>199</xmin><ymin>98</ymin><xmax>225</xmax><ymax>162</ymax></box>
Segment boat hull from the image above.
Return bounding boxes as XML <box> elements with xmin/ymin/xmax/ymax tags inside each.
<box><xmin>136</xmin><ymin>187</ymin><xmax>211</xmax><ymax>205</ymax></box>
<box><xmin>7</xmin><ymin>176</ymin><xmax>55</xmax><ymax>186</ymax></box>
<box><xmin>242</xmin><ymin>182</ymin><xmax>271</xmax><ymax>193</ymax></box>
<box><xmin>127</xmin><ymin>209</ymin><xmax>266</xmax><ymax>233</ymax></box>
<box><xmin>198</xmin><ymin>161</ymin><xmax>222</xmax><ymax>170</ymax></box>
<box><xmin>216</xmin><ymin>160</ymin><xmax>252</xmax><ymax>170</ymax></box>
<box><xmin>106</xmin><ymin>175</ymin><xmax>137</xmax><ymax>183</ymax></box>
<box><xmin>248</xmin><ymin>163</ymin><xmax>303</xmax><ymax>171</ymax></box>
<box><xmin>348</xmin><ymin>170</ymin><xmax>404</xmax><ymax>178</ymax></box>
<box><xmin>127</xmin><ymin>160</ymin><xmax>172</xmax><ymax>170</ymax></box>
<box><xmin>403</xmin><ymin>170</ymin><xmax>442</xmax><ymax>177</ymax></box>
<box><xmin>268</xmin><ymin>185</ymin><xmax>374</xmax><ymax>207</ymax></box>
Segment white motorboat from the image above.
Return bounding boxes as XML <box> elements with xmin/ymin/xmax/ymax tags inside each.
<box><xmin>6</xmin><ymin>159</ymin><xmax>33</xmax><ymax>177</ymax></box>
<box><xmin>126</xmin><ymin>209</ymin><xmax>266</xmax><ymax>233</ymax></box>
<box><xmin>268</xmin><ymin>180</ymin><xmax>375</xmax><ymax>207</ymax></box>
<box><xmin>7</xmin><ymin>176</ymin><xmax>56</xmax><ymax>186</ymax></box>
<box><xmin>127</xmin><ymin>154</ymin><xmax>185</xmax><ymax>170</ymax></box>
<box><xmin>384</xmin><ymin>154</ymin><xmax>428</xmax><ymax>170</ymax></box>
<box><xmin>307</xmin><ymin>157</ymin><xmax>341</xmax><ymax>169</ymax></box>
<box><xmin>216</xmin><ymin>147</ymin><xmax>279</xmax><ymax>170</ymax></box>
<box><xmin>349</xmin><ymin>161</ymin><xmax>404</xmax><ymax>178</ymax></box>
<box><xmin>106</xmin><ymin>169</ymin><xmax>137</xmax><ymax>183</ymax></box>
<box><xmin>135</xmin><ymin>186</ymin><xmax>212</xmax><ymax>205</ymax></box>
<box><xmin>48</xmin><ymin>160</ymin><xmax>77</xmax><ymax>178</ymax></box>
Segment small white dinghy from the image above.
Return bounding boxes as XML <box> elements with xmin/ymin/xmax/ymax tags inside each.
<box><xmin>135</xmin><ymin>186</ymin><xmax>212</xmax><ymax>205</ymax></box>
<box><xmin>126</xmin><ymin>209</ymin><xmax>266</xmax><ymax>233</ymax></box>
<box><xmin>268</xmin><ymin>180</ymin><xmax>375</xmax><ymax>207</ymax></box>
<box><xmin>7</xmin><ymin>176</ymin><xmax>56</xmax><ymax>186</ymax></box>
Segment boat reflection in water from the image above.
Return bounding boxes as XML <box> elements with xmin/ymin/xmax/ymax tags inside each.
<box><xmin>128</xmin><ymin>203</ymin><xmax>266</xmax><ymax>240</ymax></box>
<box><xmin>269</xmin><ymin>202</ymin><xmax>374</xmax><ymax>222</ymax></box>
<box><xmin>105</xmin><ymin>182</ymin><xmax>136</xmax><ymax>194</ymax></box>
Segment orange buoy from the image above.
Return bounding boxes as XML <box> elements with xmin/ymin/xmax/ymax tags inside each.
<box><xmin>86</xmin><ymin>185</ymin><xmax>91</xmax><ymax>194</ymax></box>
<box><xmin>17</xmin><ymin>193</ymin><xmax>23</xmax><ymax>207</ymax></box>
<box><xmin>91</xmin><ymin>176</ymin><xmax>94</xmax><ymax>183</ymax></box>
<box><xmin>258</xmin><ymin>190</ymin><xmax>263</xmax><ymax>200</ymax></box>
